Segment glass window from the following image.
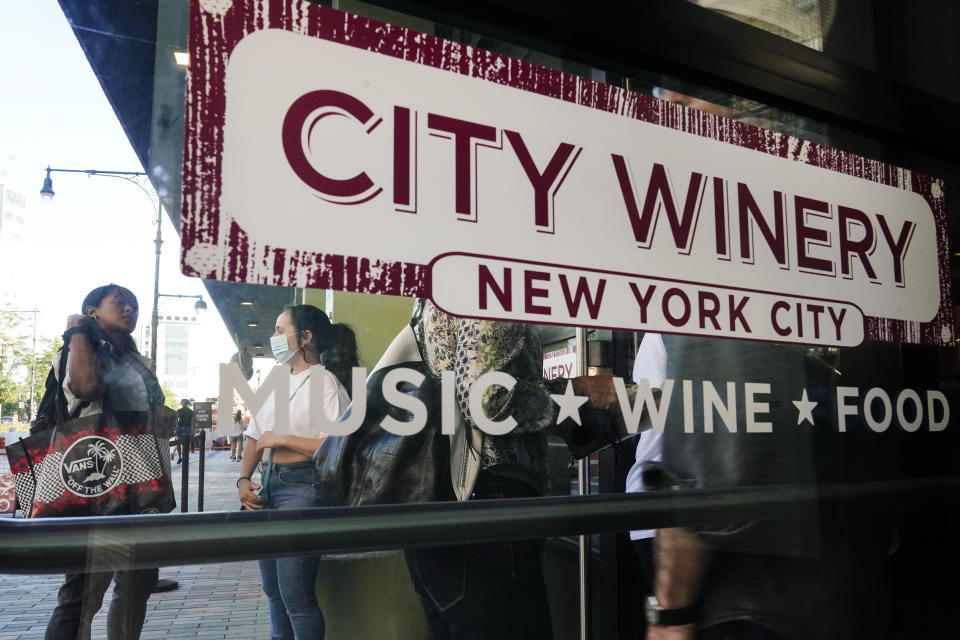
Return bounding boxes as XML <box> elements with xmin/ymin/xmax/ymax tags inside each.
<box><xmin>688</xmin><ymin>0</ymin><xmax>826</xmax><ymax>50</ymax></box>
<box><xmin>2</xmin><ymin>1</ymin><xmax>958</xmax><ymax>639</ymax></box>
<box><xmin>687</xmin><ymin>0</ymin><xmax>960</xmax><ymax>103</ymax></box>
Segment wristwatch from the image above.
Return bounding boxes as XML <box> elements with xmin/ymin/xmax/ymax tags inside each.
<box><xmin>645</xmin><ymin>596</ymin><xmax>697</xmax><ymax>627</ymax></box>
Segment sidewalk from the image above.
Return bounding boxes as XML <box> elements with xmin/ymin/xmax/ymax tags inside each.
<box><xmin>0</xmin><ymin>449</ymin><xmax>272</xmax><ymax>639</ymax></box>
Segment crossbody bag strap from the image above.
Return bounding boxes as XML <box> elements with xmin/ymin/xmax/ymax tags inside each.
<box><xmin>53</xmin><ymin>342</ymin><xmax>71</xmax><ymax>424</ymax></box>
<box><xmin>260</xmin><ymin>373</ymin><xmax>311</xmax><ymax>499</ymax></box>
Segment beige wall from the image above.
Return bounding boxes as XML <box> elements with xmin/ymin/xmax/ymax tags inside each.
<box><xmin>316</xmin><ymin>552</ymin><xmax>429</xmax><ymax>639</ymax></box>
<box><xmin>302</xmin><ymin>289</ymin><xmax>413</xmax><ymax>370</ymax></box>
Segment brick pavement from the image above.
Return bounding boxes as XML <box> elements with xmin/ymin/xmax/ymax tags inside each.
<box><xmin>0</xmin><ymin>448</ymin><xmax>273</xmax><ymax>639</ymax></box>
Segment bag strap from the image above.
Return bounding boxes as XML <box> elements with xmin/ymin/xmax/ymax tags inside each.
<box><xmin>259</xmin><ymin>375</ymin><xmax>309</xmax><ymax>499</ymax></box>
<box><xmin>53</xmin><ymin>341</ymin><xmax>71</xmax><ymax>424</ymax></box>
<box><xmin>54</xmin><ymin>338</ymin><xmax>117</xmax><ymax>426</ymax></box>
<box><xmin>259</xmin><ymin>449</ymin><xmax>275</xmax><ymax>500</ymax></box>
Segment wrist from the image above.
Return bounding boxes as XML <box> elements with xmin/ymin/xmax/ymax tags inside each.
<box><xmin>62</xmin><ymin>326</ymin><xmax>91</xmax><ymax>344</ymax></box>
<box><xmin>645</xmin><ymin>596</ymin><xmax>697</xmax><ymax>627</ymax></box>
<box><xmin>236</xmin><ymin>476</ymin><xmax>252</xmax><ymax>488</ymax></box>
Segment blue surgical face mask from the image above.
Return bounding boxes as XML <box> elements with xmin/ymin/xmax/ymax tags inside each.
<box><xmin>270</xmin><ymin>332</ymin><xmax>301</xmax><ymax>365</ymax></box>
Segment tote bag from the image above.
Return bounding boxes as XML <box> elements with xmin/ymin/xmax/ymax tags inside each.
<box><xmin>4</xmin><ymin>344</ymin><xmax>176</xmax><ymax>517</ymax></box>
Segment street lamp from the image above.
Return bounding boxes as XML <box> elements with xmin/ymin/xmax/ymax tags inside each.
<box><xmin>158</xmin><ymin>293</ymin><xmax>208</xmax><ymax>315</ymax></box>
<box><xmin>40</xmin><ymin>166</ymin><xmax>164</xmax><ymax>371</ymax></box>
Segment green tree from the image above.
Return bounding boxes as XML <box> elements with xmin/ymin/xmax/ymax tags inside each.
<box><xmin>0</xmin><ymin>307</ymin><xmax>62</xmax><ymax>422</ymax></box>
<box><xmin>0</xmin><ymin>308</ymin><xmax>30</xmax><ymax>420</ymax></box>
<box><xmin>20</xmin><ymin>335</ymin><xmax>63</xmax><ymax>418</ymax></box>
<box><xmin>159</xmin><ymin>385</ymin><xmax>180</xmax><ymax>410</ymax></box>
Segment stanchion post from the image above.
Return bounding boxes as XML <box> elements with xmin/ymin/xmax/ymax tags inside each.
<box><xmin>180</xmin><ymin>435</ymin><xmax>189</xmax><ymax>513</ymax></box>
<box><xmin>198</xmin><ymin>430</ymin><xmax>206</xmax><ymax>512</ymax></box>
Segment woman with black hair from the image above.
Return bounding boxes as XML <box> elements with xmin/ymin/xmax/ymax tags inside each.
<box><xmin>43</xmin><ymin>284</ymin><xmax>175</xmax><ymax>640</ymax></box>
<box><xmin>236</xmin><ymin>304</ymin><xmax>358</xmax><ymax>640</ymax></box>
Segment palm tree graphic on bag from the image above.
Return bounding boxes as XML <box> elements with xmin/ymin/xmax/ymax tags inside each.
<box><xmin>61</xmin><ymin>438</ymin><xmax>117</xmax><ymax>483</ymax></box>
<box><xmin>85</xmin><ymin>441</ymin><xmax>114</xmax><ymax>482</ymax></box>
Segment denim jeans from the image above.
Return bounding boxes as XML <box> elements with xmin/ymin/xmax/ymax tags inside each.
<box><xmin>258</xmin><ymin>461</ymin><xmax>325</xmax><ymax>640</ymax></box>
<box><xmin>45</xmin><ymin>567</ymin><xmax>158</xmax><ymax>640</ymax></box>
<box><xmin>405</xmin><ymin>473</ymin><xmax>553</xmax><ymax>640</ymax></box>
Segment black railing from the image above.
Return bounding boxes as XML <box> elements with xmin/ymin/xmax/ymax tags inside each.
<box><xmin>2</xmin><ymin>477</ymin><xmax>959</xmax><ymax>574</ymax></box>
<box><xmin>173</xmin><ymin>432</ymin><xmax>207</xmax><ymax>513</ymax></box>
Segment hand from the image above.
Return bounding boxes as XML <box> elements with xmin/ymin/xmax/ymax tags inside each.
<box><xmin>571</xmin><ymin>374</ymin><xmax>617</xmax><ymax>408</ymax></box>
<box><xmin>65</xmin><ymin>315</ymin><xmax>104</xmax><ymax>343</ymax></box>
<box><xmin>238</xmin><ymin>478</ymin><xmax>265</xmax><ymax>510</ymax></box>
<box><xmin>66</xmin><ymin>314</ymin><xmax>90</xmax><ymax>330</ymax></box>
<box><xmin>647</xmin><ymin>624</ymin><xmax>696</xmax><ymax>640</ymax></box>
<box><xmin>256</xmin><ymin>430</ymin><xmax>285</xmax><ymax>453</ymax></box>
<box><xmin>151</xmin><ymin>405</ymin><xmax>178</xmax><ymax>439</ymax></box>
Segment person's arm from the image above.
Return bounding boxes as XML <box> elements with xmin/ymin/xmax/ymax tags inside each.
<box><xmin>646</xmin><ymin>527</ymin><xmax>709</xmax><ymax>640</ymax></box>
<box><xmin>62</xmin><ymin>315</ymin><xmax>105</xmax><ymax>400</ymax></box>
<box><xmin>570</xmin><ymin>374</ymin><xmax>617</xmax><ymax>407</ymax></box>
<box><xmin>453</xmin><ymin>318</ymin><xmax>560</xmax><ymax>433</ymax></box>
<box><xmin>256</xmin><ymin>431</ymin><xmax>325</xmax><ymax>458</ymax></box>
<box><xmin>237</xmin><ymin>437</ymin><xmax>265</xmax><ymax>510</ymax></box>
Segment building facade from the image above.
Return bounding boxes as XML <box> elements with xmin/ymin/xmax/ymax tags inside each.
<box><xmin>0</xmin><ymin>184</ymin><xmax>28</xmax><ymax>308</ymax></box>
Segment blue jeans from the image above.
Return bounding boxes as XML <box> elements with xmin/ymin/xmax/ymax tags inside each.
<box><xmin>258</xmin><ymin>462</ymin><xmax>325</xmax><ymax>640</ymax></box>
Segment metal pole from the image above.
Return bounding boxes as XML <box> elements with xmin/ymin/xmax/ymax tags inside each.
<box><xmin>29</xmin><ymin>308</ymin><xmax>37</xmax><ymax>421</ymax></box>
<box><xmin>149</xmin><ymin>202</ymin><xmax>163</xmax><ymax>372</ymax></box>
<box><xmin>575</xmin><ymin>326</ymin><xmax>590</xmax><ymax>640</ymax></box>
<box><xmin>197</xmin><ymin>429</ymin><xmax>205</xmax><ymax>512</ymax></box>
<box><xmin>180</xmin><ymin>435</ymin><xmax>190</xmax><ymax>513</ymax></box>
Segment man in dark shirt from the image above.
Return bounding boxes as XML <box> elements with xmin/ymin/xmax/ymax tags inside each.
<box><xmin>645</xmin><ymin>337</ymin><xmax>897</xmax><ymax>640</ymax></box>
<box><xmin>174</xmin><ymin>399</ymin><xmax>195</xmax><ymax>463</ymax></box>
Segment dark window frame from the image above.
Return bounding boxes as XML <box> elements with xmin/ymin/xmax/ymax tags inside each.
<box><xmin>369</xmin><ymin>0</ymin><xmax>960</xmax><ymax>164</ymax></box>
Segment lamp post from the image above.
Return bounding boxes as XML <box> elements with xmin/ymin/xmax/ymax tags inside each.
<box><xmin>158</xmin><ymin>293</ymin><xmax>208</xmax><ymax>314</ymax></box>
<box><xmin>40</xmin><ymin>166</ymin><xmax>164</xmax><ymax>371</ymax></box>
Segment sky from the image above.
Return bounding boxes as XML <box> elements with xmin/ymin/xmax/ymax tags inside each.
<box><xmin>0</xmin><ymin>0</ymin><xmax>239</xmax><ymax>397</ymax></box>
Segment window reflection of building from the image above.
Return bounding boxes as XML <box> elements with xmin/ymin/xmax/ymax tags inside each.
<box><xmin>0</xmin><ymin>184</ymin><xmax>29</xmax><ymax>307</ymax></box>
<box><xmin>163</xmin><ymin>324</ymin><xmax>190</xmax><ymax>398</ymax></box>
<box><xmin>141</xmin><ymin>303</ymin><xmax>201</xmax><ymax>402</ymax></box>
<box><xmin>689</xmin><ymin>0</ymin><xmax>834</xmax><ymax>50</ymax></box>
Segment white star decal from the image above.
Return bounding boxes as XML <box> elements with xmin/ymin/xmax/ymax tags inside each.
<box><xmin>792</xmin><ymin>389</ymin><xmax>817</xmax><ymax>426</ymax></box>
<box><xmin>551</xmin><ymin>380</ymin><xmax>589</xmax><ymax>426</ymax></box>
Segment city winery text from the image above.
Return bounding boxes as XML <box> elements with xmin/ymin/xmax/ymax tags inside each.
<box><xmin>283</xmin><ymin>89</ymin><xmax>917</xmax><ymax>290</ymax></box>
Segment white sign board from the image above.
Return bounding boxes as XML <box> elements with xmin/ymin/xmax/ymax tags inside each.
<box><xmin>183</xmin><ymin>0</ymin><xmax>952</xmax><ymax>347</ymax></box>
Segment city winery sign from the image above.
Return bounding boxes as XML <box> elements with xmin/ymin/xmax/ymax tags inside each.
<box><xmin>182</xmin><ymin>0</ymin><xmax>953</xmax><ymax>347</ymax></box>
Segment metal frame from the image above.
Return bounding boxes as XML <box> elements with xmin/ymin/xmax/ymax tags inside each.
<box><xmin>365</xmin><ymin>0</ymin><xmax>959</xmax><ymax>163</ymax></box>
<box><xmin>3</xmin><ymin>478</ymin><xmax>958</xmax><ymax>574</ymax></box>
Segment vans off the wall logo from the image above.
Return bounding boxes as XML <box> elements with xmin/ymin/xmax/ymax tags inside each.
<box><xmin>60</xmin><ymin>436</ymin><xmax>123</xmax><ymax>497</ymax></box>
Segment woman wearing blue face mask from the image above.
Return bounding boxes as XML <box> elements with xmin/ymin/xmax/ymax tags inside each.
<box><xmin>236</xmin><ymin>305</ymin><xmax>358</xmax><ymax>640</ymax></box>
